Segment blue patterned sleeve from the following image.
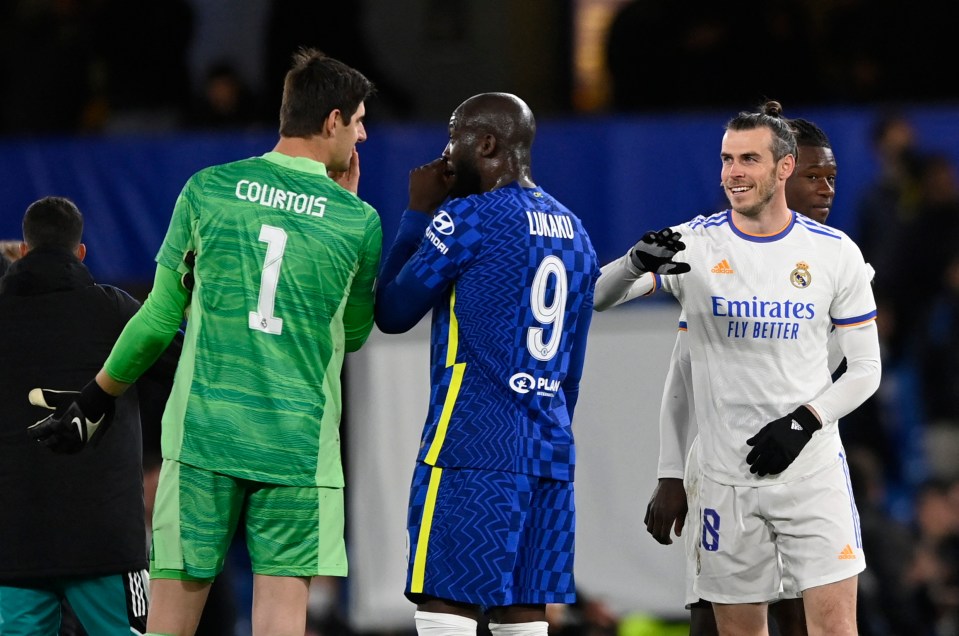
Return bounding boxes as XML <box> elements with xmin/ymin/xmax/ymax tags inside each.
<box><xmin>374</xmin><ymin>209</ymin><xmax>434</xmax><ymax>333</ymax></box>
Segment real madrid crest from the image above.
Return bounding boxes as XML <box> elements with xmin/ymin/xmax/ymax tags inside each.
<box><xmin>790</xmin><ymin>261</ymin><xmax>811</xmax><ymax>288</ymax></box>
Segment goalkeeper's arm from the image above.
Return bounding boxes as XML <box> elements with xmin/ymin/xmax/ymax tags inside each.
<box><xmin>99</xmin><ymin>263</ymin><xmax>190</xmax><ymax>396</ymax></box>
<box><xmin>29</xmin><ymin>263</ymin><xmax>189</xmax><ymax>451</ymax></box>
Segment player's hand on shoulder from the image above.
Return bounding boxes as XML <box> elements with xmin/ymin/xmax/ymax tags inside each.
<box><xmin>745</xmin><ymin>406</ymin><xmax>822</xmax><ymax>476</ymax></box>
<box><xmin>629</xmin><ymin>227</ymin><xmax>691</xmax><ymax>275</ymax></box>
<box><xmin>408</xmin><ymin>157</ymin><xmax>453</xmax><ymax>213</ymax></box>
<box><xmin>329</xmin><ymin>148</ymin><xmax>361</xmax><ymax>194</ymax></box>
<box><xmin>644</xmin><ymin>477</ymin><xmax>687</xmax><ymax>545</ymax></box>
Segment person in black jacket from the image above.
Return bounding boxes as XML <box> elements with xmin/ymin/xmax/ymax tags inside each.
<box><xmin>0</xmin><ymin>196</ymin><xmax>178</xmax><ymax>634</ymax></box>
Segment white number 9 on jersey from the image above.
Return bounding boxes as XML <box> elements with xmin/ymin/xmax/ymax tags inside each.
<box><xmin>527</xmin><ymin>255</ymin><xmax>568</xmax><ymax>361</ymax></box>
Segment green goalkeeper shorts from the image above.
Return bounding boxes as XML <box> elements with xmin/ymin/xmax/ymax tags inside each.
<box><xmin>150</xmin><ymin>459</ymin><xmax>346</xmax><ymax>581</ymax></box>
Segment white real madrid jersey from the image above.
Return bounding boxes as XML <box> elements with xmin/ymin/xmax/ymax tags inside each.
<box><xmin>659</xmin><ymin>209</ymin><xmax>876</xmax><ymax>486</ymax></box>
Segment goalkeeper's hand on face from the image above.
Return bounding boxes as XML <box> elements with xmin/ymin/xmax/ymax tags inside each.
<box><xmin>27</xmin><ymin>381</ymin><xmax>116</xmax><ymax>454</ymax></box>
<box><xmin>745</xmin><ymin>406</ymin><xmax>822</xmax><ymax>477</ymax></box>
<box><xmin>629</xmin><ymin>228</ymin><xmax>691</xmax><ymax>275</ymax></box>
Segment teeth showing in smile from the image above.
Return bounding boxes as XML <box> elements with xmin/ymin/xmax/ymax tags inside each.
<box><xmin>730</xmin><ymin>186</ymin><xmax>750</xmax><ymax>193</ymax></box>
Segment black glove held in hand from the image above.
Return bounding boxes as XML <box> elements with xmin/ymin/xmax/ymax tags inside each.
<box><xmin>746</xmin><ymin>406</ymin><xmax>822</xmax><ymax>476</ymax></box>
<box><xmin>629</xmin><ymin>228</ymin><xmax>691</xmax><ymax>275</ymax></box>
<box><xmin>27</xmin><ymin>380</ymin><xmax>116</xmax><ymax>453</ymax></box>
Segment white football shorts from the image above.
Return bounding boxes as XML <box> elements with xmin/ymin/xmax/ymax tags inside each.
<box><xmin>690</xmin><ymin>452</ymin><xmax>865</xmax><ymax>605</ymax></box>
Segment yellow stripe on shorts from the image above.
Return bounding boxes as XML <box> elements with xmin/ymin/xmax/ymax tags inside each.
<box><xmin>411</xmin><ymin>465</ymin><xmax>444</xmax><ymax>593</ymax></box>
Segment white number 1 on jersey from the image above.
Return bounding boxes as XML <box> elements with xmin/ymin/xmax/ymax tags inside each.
<box><xmin>248</xmin><ymin>224</ymin><xmax>286</xmax><ymax>335</ymax></box>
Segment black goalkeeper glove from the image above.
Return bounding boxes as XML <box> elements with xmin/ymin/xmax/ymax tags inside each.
<box><xmin>27</xmin><ymin>380</ymin><xmax>116</xmax><ymax>453</ymax></box>
<box><xmin>629</xmin><ymin>228</ymin><xmax>691</xmax><ymax>275</ymax></box>
<box><xmin>745</xmin><ymin>406</ymin><xmax>822</xmax><ymax>476</ymax></box>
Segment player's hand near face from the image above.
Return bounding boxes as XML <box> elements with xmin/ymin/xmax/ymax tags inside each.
<box><xmin>644</xmin><ymin>477</ymin><xmax>687</xmax><ymax>545</ymax></box>
<box><xmin>409</xmin><ymin>157</ymin><xmax>453</xmax><ymax>214</ymax></box>
<box><xmin>329</xmin><ymin>149</ymin><xmax>361</xmax><ymax>194</ymax></box>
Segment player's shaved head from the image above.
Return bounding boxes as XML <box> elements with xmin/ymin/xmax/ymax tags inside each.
<box><xmin>453</xmin><ymin>92</ymin><xmax>536</xmax><ymax>153</ymax></box>
<box><xmin>445</xmin><ymin>93</ymin><xmax>537</xmax><ymax>195</ymax></box>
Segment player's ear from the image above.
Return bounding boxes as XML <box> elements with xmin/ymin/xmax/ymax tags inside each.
<box><xmin>323</xmin><ymin>109</ymin><xmax>340</xmax><ymax>137</ymax></box>
<box><xmin>479</xmin><ymin>133</ymin><xmax>497</xmax><ymax>158</ymax></box>
<box><xmin>779</xmin><ymin>153</ymin><xmax>795</xmax><ymax>180</ymax></box>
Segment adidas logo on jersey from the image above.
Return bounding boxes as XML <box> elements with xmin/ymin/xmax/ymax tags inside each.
<box><xmin>711</xmin><ymin>259</ymin><xmax>734</xmax><ymax>274</ymax></box>
<box><xmin>838</xmin><ymin>544</ymin><xmax>857</xmax><ymax>560</ymax></box>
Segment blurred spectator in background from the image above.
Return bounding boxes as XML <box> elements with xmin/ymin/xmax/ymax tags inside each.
<box><xmin>264</xmin><ymin>0</ymin><xmax>412</xmax><ymax>121</ymax></box>
<box><xmin>184</xmin><ymin>61</ymin><xmax>264</xmax><ymax>131</ymax></box>
<box><xmin>606</xmin><ymin>0</ymin><xmax>737</xmax><ymax>112</ymax></box>
<box><xmin>91</xmin><ymin>0</ymin><xmax>194</xmax><ymax>132</ymax></box>
<box><xmin>0</xmin><ymin>241</ymin><xmax>19</xmax><ymax>264</ymax></box>
<box><xmin>898</xmin><ymin>152</ymin><xmax>959</xmax><ymax>333</ymax></box>
<box><xmin>815</xmin><ymin>0</ymin><xmax>901</xmax><ymax>103</ymax></box>
<box><xmin>855</xmin><ymin>113</ymin><xmax>922</xmax><ymax>359</ymax></box>
<box><xmin>0</xmin><ymin>0</ymin><xmax>97</xmax><ymax>135</ymax></box>
<box><xmin>911</xmin><ymin>480</ymin><xmax>959</xmax><ymax>635</ymax></box>
<box><xmin>919</xmin><ymin>251</ymin><xmax>959</xmax><ymax>482</ymax></box>
<box><xmin>607</xmin><ymin>0</ymin><xmax>818</xmax><ymax>113</ymax></box>
<box><xmin>848</xmin><ymin>448</ymin><xmax>931</xmax><ymax>635</ymax></box>
<box><xmin>606</xmin><ymin>0</ymin><xmax>957</xmax><ymax>113</ymax></box>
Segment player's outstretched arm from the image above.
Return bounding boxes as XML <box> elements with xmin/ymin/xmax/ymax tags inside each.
<box><xmin>629</xmin><ymin>228</ymin><xmax>691</xmax><ymax>275</ymax></box>
<box><xmin>594</xmin><ymin>228</ymin><xmax>689</xmax><ymax>311</ymax></box>
<box><xmin>593</xmin><ymin>255</ymin><xmax>655</xmax><ymax>311</ymax></box>
<box><xmin>27</xmin><ymin>383</ymin><xmax>116</xmax><ymax>454</ymax></box>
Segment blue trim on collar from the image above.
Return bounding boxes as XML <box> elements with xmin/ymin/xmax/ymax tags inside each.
<box><xmin>729</xmin><ymin>210</ymin><xmax>796</xmax><ymax>243</ymax></box>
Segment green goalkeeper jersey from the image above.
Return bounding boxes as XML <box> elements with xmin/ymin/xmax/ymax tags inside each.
<box><xmin>155</xmin><ymin>152</ymin><xmax>381</xmax><ymax>486</ymax></box>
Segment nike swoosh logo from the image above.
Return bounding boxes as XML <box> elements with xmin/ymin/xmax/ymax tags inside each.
<box><xmin>72</xmin><ymin>416</ymin><xmax>83</xmax><ymax>440</ymax></box>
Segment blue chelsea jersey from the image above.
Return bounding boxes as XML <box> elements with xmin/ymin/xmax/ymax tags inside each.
<box><xmin>404</xmin><ymin>183</ymin><xmax>599</xmax><ymax>481</ymax></box>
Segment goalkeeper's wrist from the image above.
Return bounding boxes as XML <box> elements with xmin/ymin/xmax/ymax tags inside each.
<box><xmin>78</xmin><ymin>380</ymin><xmax>116</xmax><ymax>422</ymax></box>
<box><xmin>791</xmin><ymin>405</ymin><xmax>822</xmax><ymax>436</ymax></box>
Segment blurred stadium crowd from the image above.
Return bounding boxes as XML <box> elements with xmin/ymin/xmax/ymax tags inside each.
<box><xmin>1</xmin><ymin>1</ymin><xmax>958</xmax><ymax>635</ymax></box>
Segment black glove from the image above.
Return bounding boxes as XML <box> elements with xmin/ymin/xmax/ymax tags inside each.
<box><xmin>629</xmin><ymin>228</ymin><xmax>691</xmax><ymax>275</ymax></box>
<box><xmin>27</xmin><ymin>381</ymin><xmax>116</xmax><ymax>453</ymax></box>
<box><xmin>181</xmin><ymin>250</ymin><xmax>196</xmax><ymax>292</ymax></box>
<box><xmin>746</xmin><ymin>406</ymin><xmax>822</xmax><ymax>476</ymax></box>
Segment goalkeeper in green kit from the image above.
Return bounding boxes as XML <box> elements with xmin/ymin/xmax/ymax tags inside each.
<box><xmin>28</xmin><ymin>49</ymin><xmax>382</xmax><ymax>635</ymax></box>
